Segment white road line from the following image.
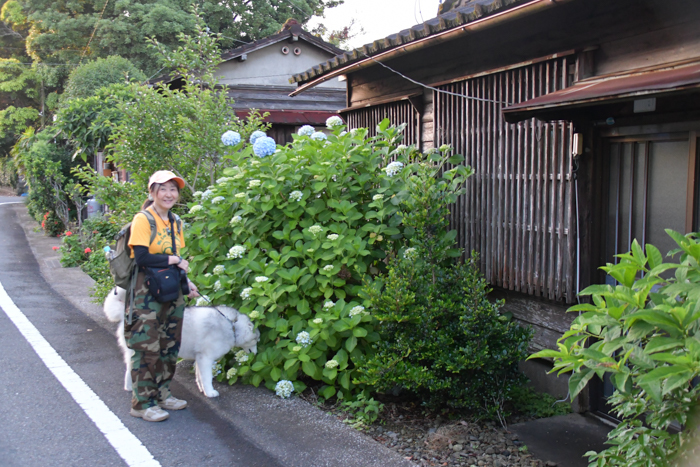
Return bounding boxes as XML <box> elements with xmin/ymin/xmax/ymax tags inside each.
<box><xmin>0</xmin><ymin>280</ymin><xmax>160</xmax><ymax>467</ymax></box>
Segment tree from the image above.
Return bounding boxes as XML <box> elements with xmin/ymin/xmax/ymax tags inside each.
<box><xmin>61</xmin><ymin>56</ymin><xmax>145</xmax><ymax>102</ymax></box>
<box><xmin>0</xmin><ymin>0</ymin><xmax>342</xmax><ymax>157</ymax></box>
<box><xmin>54</xmin><ymin>83</ymin><xmax>139</xmax><ymax>160</ymax></box>
<box><xmin>0</xmin><ymin>0</ymin><xmax>40</xmax><ymax>156</ymax></box>
<box><xmin>7</xmin><ymin>0</ymin><xmax>343</xmax><ymax>75</ymax></box>
<box><xmin>109</xmin><ymin>10</ymin><xmax>269</xmax><ymax>193</ymax></box>
<box><xmin>310</xmin><ymin>18</ymin><xmax>364</xmax><ymax>50</ymax></box>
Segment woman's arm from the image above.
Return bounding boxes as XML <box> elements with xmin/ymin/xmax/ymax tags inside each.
<box><xmin>133</xmin><ymin>246</ymin><xmax>172</xmax><ymax>268</ymax></box>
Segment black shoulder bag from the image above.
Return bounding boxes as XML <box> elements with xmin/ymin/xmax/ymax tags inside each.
<box><xmin>143</xmin><ymin>211</ymin><xmax>181</xmax><ymax>303</ymax></box>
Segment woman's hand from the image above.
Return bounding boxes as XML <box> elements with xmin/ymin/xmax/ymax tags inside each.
<box><xmin>187</xmin><ymin>281</ymin><xmax>199</xmax><ymax>299</ymax></box>
<box><xmin>169</xmin><ymin>255</ymin><xmax>189</xmax><ymax>272</ymax></box>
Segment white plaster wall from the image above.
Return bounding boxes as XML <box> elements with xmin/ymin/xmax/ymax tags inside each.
<box><xmin>216</xmin><ymin>41</ymin><xmax>344</xmax><ymax>89</ymax></box>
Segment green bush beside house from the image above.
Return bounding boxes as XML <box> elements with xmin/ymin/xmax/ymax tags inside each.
<box><xmin>531</xmin><ymin>231</ymin><xmax>700</xmax><ymax>466</ymax></box>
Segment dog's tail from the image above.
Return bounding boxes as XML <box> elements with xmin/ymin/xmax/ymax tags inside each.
<box><xmin>104</xmin><ymin>287</ymin><xmax>127</xmax><ymax>323</ymax></box>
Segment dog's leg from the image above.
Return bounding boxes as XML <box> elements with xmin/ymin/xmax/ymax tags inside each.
<box><xmin>194</xmin><ymin>355</ymin><xmax>219</xmax><ymax>398</ymax></box>
<box><xmin>117</xmin><ymin>322</ymin><xmax>134</xmax><ymax>391</ymax></box>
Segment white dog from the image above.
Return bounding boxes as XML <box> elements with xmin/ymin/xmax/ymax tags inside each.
<box><xmin>104</xmin><ymin>287</ymin><xmax>260</xmax><ymax>398</ymax></box>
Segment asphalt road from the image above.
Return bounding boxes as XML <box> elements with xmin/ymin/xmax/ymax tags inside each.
<box><xmin>0</xmin><ymin>199</ymin><xmax>414</xmax><ymax>467</ymax></box>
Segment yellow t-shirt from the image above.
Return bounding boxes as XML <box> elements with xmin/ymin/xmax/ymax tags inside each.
<box><xmin>128</xmin><ymin>207</ymin><xmax>185</xmax><ymax>257</ymax></box>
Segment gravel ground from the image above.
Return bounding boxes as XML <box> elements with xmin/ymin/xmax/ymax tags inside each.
<box><xmin>300</xmin><ymin>394</ymin><xmax>553</xmax><ymax>467</ymax></box>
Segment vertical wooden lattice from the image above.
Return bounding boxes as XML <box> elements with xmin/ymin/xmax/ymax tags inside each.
<box><xmin>344</xmin><ymin>101</ymin><xmax>419</xmax><ymax>146</ymax></box>
<box><xmin>434</xmin><ymin>58</ymin><xmax>576</xmax><ymax>303</ymax></box>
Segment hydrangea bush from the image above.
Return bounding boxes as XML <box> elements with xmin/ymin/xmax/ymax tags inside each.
<box><xmin>184</xmin><ymin>118</ymin><xmax>471</xmax><ymax>400</ymax></box>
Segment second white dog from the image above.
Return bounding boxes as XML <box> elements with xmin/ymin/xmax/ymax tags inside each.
<box><xmin>104</xmin><ymin>287</ymin><xmax>260</xmax><ymax>398</ymax></box>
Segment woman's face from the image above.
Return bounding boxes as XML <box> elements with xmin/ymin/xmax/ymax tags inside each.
<box><xmin>152</xmin><ymin>180</ymin><xmax>180</xmax><ymax>212</ymax></box>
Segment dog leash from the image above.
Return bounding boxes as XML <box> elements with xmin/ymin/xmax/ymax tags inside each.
<box><xmin>197</xmin><ymin>294</ymin><xmax>238</xmax><ymax>326</ymax></box>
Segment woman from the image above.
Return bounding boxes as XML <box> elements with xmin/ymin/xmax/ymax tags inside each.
<box><xmin>125</xmin><ymin>170</ymin><xmax>199</xmax><ymax>422</ymax></box>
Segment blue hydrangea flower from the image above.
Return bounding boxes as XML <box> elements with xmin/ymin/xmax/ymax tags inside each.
<box><xmin>253</xmin><ymin>136</ymin><xmax>276</xmax><ymax>158</ymax></box>
<box><xmin>310</xmin><ymin>131</ymin><xmax>327</xmax><ymax>141</ymax></box>
<box><xmin>298</xmin><ymin>125</ymin><xmax>315</xmax><ymax>136</ymax></box>
<box><xmin>221</xmin><ymin>130</ymin><xmax>241</xmax><ymax>146</ymax></box>
<box><xmin>250</xmin><ymin>130</ymin><xmax>267</xmax><ymax>144</ymax></box>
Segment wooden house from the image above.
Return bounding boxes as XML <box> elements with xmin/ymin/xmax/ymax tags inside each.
<box><xmin>216</xmin><ymin>19</ymin><xmax>346</xmax><ymax>144</ymax></box>
<box><xmin>154</xmin><ymin>19</ymin><xmax>346</xmax><ymax>148</ymax></box>
<box><xmin>289</xmin><ymin>0</ymin><xmax>700</xmax><ymax>417</ymax></box>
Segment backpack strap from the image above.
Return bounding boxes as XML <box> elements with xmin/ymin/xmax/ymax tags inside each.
<box><xmin>171</xmin><ymin>213</ymin><xmax>183</xmax><ymax>236</ymax></box>
<box><xmin>140</xmin><ymin>209</ymin><xmax>158</xmax><ymax>246</ymax></box>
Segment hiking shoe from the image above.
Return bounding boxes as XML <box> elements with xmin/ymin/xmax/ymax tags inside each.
<box><xmin>158</xmin><ymin>397</ymin><xmax>187</xmax><ymax>411</ymax></box>
<box><xmin>130</xmin><ymin>406</ymin><xmax>170</xmax><ymax>422</ymax></box>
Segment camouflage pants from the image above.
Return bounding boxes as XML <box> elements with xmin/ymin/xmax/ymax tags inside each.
<box><xmin>124</xmin><ymin>271</ymin><xmax>185</xmax><ymax>410</ymax></box>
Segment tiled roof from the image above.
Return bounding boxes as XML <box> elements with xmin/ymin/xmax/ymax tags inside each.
<box><xmin>222</xmin><ymin>19</ymin><xmax>344</xmax><ymax>62</ymax></box>
<box><xmin>289</xmin><ymin>0</ymin><xmax>527</xmax><ymax>85</ymax></box>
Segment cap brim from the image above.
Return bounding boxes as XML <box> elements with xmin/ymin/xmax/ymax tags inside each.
<box><xmin>150</xmin><ymin>176</ymin><xmax>186</xmax><ymax>189</ymax></box>
<box><xmin>171</xmin><ymin>177</ymin><xmax>186</xmax><ymax>189</ymax></box>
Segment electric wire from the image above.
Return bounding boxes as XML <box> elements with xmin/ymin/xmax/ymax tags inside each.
<box><xmin>359</xmin><ymin>51</ymin><xmax>510</xmax><ymax>105</ymax></box>
<box><xmin>79</xmin><ymin>0</ymin><xmax>111</xmax><ymax>64</ymax></box>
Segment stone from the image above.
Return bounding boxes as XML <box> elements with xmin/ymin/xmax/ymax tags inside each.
<box><xmin>485</xmin><ymin>447</ymin><xmax>495</xmax><ymax>455</ymax></box>
<box><xmin>545</xmin><ymin>462</ymin><xmax>558</xmax><ymax>467</ymax></box>
<box><xmin>453</xmin><ymin>444</ymin><xmax>463</xmax><ymax>452</ymax></box>
<box><xmin>428</xmin><ymin>428</ymin><xmax>437</xmax><ymax>434</ymax></box>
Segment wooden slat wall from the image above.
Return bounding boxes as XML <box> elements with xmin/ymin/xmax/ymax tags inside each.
<box><xmin>344</xmin><ymin>101</ymin><xmax>419</xmax><ymax>146</ymax></box>
<box><xmin>435</xmin><ymin>57</ymin><xmax>577</xmax><ymax>303</ymax></box>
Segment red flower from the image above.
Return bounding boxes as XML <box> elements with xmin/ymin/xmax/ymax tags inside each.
<box><xmin>65</xmin><ymin>231</ymin><xmax>73</xmax><ymax>236</ymax></box>
<box><xmin>84</xmin><ymin>248</ymin><xmax>92</xmax><ymax>253</ymax></box>
<box><xmin>41</xmin><ymin>221</ymin><xmax>45</xmax><ymax>229</ymax></box>
<box><xmin>93</xmin><ymin>230</ymin><xmax>99</xmax><ymax>234</ymax></box>
<box><xmin>52</xmin><ymin>246</ymin><xmax>59</xmax><ymax>251</ymax></box>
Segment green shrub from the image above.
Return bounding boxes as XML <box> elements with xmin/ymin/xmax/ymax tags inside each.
<box><xmin>58</xmin><ymin>216</ymin><xmax>111</xmax><ymax>266</ymax></box>
<box><xmin>12</xmin><ymin>128</ymin><xmax>81</xmax><ymax>228</ymax></box>
<box><xmin>531</xmin><ymin>231</ymin><xmax>700</xmax><ymax>466</ymax></box>
<box><xmin>81</xmin><ymin>247</ymin><xmax>112</xmax><ymax>303</ymax></box>
<box><xmin>184</xmin><ymin>119</ymin><xmax>471</xmax><ymax>400</ymax></box>
<box><xmin>56</xmin><ymin>214</ymin><xmax>120</xmax><ymax>301</ymax></box>
<box><xmin>41</xmin><ymin>210</ymin><xmax>64</xmax><ymax>237</ymax></box>
<box><xmin>357</xmin><ymin>254</ymin><xmax>532</xmax><ymax>420</ymax></box>
<box><xmin>0</xmin><ymin>156</ymin><xmax>18</xmax><ymax>188</ymax></box>
<box><xmin>73</xmin><ymin>167</ymin><xmax>143</xmax><ymax>230</ymax></box>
